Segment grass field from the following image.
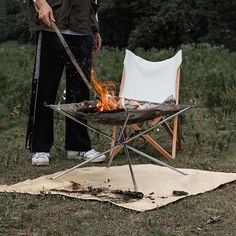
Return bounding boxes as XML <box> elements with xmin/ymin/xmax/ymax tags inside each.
<box><xmin>0</xmin><ymin>42</ymin><xmax>235</xmax><ymax>235</ymax></box>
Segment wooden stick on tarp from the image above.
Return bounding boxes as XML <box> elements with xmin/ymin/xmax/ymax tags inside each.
<box><xmin>50</xmin><ymin>21</ymin><xmax>99</xmax><ymax>98</ymax></box>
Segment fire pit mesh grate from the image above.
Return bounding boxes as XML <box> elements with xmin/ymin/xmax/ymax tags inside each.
<box><xmin>49</xmin><ymin>98</ymin><xmax>190</xmax><ymax>125</ymax></box>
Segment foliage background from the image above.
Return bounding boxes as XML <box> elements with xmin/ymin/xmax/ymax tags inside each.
<box><xmin>99</xmin><ymin>0</ymin><xmax>236</xmax><ymax>50</ymax></box>
<box><xmin>0</xmin><ymin>0</ymin><xmax>235</xmax><ymax>50</ymax></box>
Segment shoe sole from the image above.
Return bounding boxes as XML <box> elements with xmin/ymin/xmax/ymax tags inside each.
<box><xmin>32</xmin><ymin>162</ymin><xmax>49</xmax><ymax>166</ymax></box>
<box><xmin>68</xmin><ymin>155</ymin><xmax>106</xmax><ymax>163</ymax></box>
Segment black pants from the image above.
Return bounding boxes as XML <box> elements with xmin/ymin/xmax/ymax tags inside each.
<box><xmin>26</xmin><ymin>31</ymin><xmax>93</xmax><ymax>152</ymax></box>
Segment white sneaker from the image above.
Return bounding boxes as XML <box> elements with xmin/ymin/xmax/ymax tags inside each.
<box><xmin>32</xmin><ymin>152</ymin><xmax>50</xmax><ymax>166</ymax></box>
<box><xmin>67</xmin><ymin>149</ymin><xmax>106</xmax><ymax>163</ymax></box>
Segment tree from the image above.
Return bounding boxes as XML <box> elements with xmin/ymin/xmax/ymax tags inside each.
<box><xmin>99</xmin><ymin>0</ymin><xmax>236</xmax><ymax>50</ymax></box>
<box><xmin>0</xmin><ymin>0</ymin><xmax>29</xmax><ymax>43</ymax></box>
<box><xmin>0</xmin><ymin>0</ymin><xmax>7</xmax><ymax>18</ymax></box>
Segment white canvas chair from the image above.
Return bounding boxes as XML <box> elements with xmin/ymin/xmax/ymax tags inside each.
<box><xmin>111</xmin><ymin>49</ymin><xmax>183</xmax><ymax>159</ymax></box>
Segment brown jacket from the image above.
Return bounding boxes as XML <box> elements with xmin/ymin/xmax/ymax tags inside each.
<box><xmin>28</xmin><ymin>0</ymin><xmax>99</xmax><ymax>35</ymax></box>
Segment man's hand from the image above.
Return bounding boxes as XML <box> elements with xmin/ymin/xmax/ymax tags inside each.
<box><xmin>34</xmin><ymin>0</ymin><xmax>55</xmax><ymax>27</ymax></box>
<box><xmin>93</xmin><ymin>33</ymin><xmax>102</xmax><ymax>53</ymax></box>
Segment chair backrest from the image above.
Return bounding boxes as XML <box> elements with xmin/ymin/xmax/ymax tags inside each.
<box><xmin>119</xmin><ymin>49</ymin><xmax>182</xmax><ymax>104</ymax></box>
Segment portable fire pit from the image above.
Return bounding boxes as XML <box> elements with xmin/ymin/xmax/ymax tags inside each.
<box><xmin>47</xmin><ymin>23</ymin><xmax>191</xmax><ymax>192</ymax></box>
<box><xmin>47</xmin><ymin>97</ymin><xmax>190</xmax><ymax>192</ymax></box>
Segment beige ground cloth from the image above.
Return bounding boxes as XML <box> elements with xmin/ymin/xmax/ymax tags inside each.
<box><xmin>0</xmin><ymin>164</ymin><xmax>235</xmax><ymax>212</ymax></box>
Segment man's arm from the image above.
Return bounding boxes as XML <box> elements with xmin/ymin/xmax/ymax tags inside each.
<box><xmin>33</xmin><ymin>0</ymin><xmax>55</xmax><ymax>27</ymax></box>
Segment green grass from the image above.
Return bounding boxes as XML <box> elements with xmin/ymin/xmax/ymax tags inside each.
<box><xmin>0</xmin><ymin>42</ymin><xmax>235</xmax><ymax>235</ymax></box>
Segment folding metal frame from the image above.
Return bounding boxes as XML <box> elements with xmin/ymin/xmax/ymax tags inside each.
<box><xmin>48</xmin><ymin>104</ymin><xmax>190</xmax><ymax>191</ymax></box>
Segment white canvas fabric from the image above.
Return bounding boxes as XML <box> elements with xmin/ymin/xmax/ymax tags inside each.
<box><xmin>120</xmin><ymin>50</ymin><xmax>182</xmax><ymax>103</ymax></box>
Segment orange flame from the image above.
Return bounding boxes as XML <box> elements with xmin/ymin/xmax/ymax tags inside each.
<box><xmin>91</xmin><ymin>71</ymin><xmax>121</xmax><ymax>111</ymax></box>
<box><xmin>91</xmin><ymin>71</ymin><xmax>145</xmax><ymax>112</ymax></box>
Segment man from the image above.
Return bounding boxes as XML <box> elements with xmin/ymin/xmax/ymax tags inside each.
<box><xmin>26</xmin><ymin>0</ymin><xmax>106</xmax><ymax>165</ymax></box>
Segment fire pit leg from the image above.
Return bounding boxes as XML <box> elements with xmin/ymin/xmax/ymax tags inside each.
<box><xmin>107</xmin><ymin>126</ymin><xmax>124</xmax><ymax>168</ymax></box>
<box><xmin>107</xmin><ymin>112</ymin><xmax>131</xmax><ymax>167</ymax></box>
<box><xmin>107</xmin><ymin>112</ymin><xmax>138</xmax><ymax>191</ymax></box>
<box><xmin>123</xmin><ymin>138</ymin><xmax>138</xmax><ymax>192</ymax></box>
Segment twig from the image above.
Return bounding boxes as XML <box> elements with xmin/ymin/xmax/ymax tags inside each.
<box><xmin>50</xmin><ymin>22</ymin><xmax>99</xmax><ymax>98</ymax></box>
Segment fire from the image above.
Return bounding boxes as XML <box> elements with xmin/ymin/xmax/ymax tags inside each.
<box><xmin>91</xmin><ymin>70</ymin><xmax>122</xmax><ymax>111</ymax></box>
<box><xmin>91</xmin><ymin>70</ymin><xmax>145</xmax><ymax>112</ymax></box>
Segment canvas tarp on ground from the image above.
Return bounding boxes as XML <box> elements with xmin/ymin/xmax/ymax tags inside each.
<box><xmin>0</xmin><ymin>164</ymin><xmax>235</xmax><ymax>212</ymax></box>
